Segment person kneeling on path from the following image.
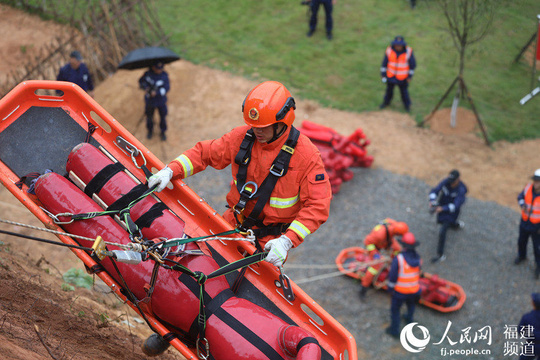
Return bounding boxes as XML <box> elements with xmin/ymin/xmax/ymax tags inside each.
<box><xmin>148</xmin><ymin>81</ymin><xmax>332</xmax><ymax>267</ymax></box>
<box><xmin>514</xmin><ymin>169</ymin><xmax>540</xmax><ymax>279</ymax></box>
<box><xmin>386</xmin><ymin>232</ymin><xmax>422</xmax><ymax>339</ymax></box>
<box><xmin>359</xmin><ymin>218</ymin><xmax>409</xmax><ymax>299</ymax></box>
<box><xmin>429</xmin><ymin>169</ymin><xmax>467</xmax><ymax>263</ymax></box>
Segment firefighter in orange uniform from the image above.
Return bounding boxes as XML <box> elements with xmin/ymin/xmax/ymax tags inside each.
<box><xmin>148</xmin><ymin>81</ymin><xmax>332</xmax><ymax>267</ymax></box>
<box><xmin>385</xmin><ymin>232</ymin><xmax>422</xmax><ymax>339</ymax></box>
<box><xmin>359</xmin><ymin>219</ymin><xmax>409</xmax><ymax>298</ymax></box>
<box><xmin>514</xmin><ymin>169</ymin><xmax>540</xmax><ymax>279</ymax></box>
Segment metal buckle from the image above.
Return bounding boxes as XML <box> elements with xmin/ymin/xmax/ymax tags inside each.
<box><xmin>278</xmin><ymin>266</ymin><xmax>295</xmax><ymax>301</ymax></box>
<box><xmin>269</xmin><ymin>165</ymin><xmax>284</xmax><ymax>177</ymax></box>
<box><xmin>240</xmin><ymin>181</ymin><xmax>258</xmax><ymax>198</ymax></box>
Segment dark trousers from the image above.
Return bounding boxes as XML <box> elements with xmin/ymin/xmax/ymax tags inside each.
<box><xmin>309</xmin><ymin>0</ymin><xmax>333</xmax><ymax>34</ymax></box>
<box><xmin>389</xmin><ymin>290</ymin><xmax>420</xmax><ymax>336</ymax></box>
<box><xmin>145</xmin><ymin>103</ymin><xmax>168</xmax><ymax>134</ymax></box>
<box><xmin>517</xmin><ymin>225</ymin><xmax>540</xmax><ymax>266</ymax></box>
<box><xmin>383</xmin><ymin>80</ymin><xmax>411</xmax><ymax>110</ymax></box>
<box><xmin>436</xmin><ymin>221</ymin><xmax>460</xmax><ymax>256</ymax></box>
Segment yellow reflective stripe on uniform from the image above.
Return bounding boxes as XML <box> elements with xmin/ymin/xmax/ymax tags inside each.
<box><xmin>289</xmin><ymin>220</ymin><xmax>311</xmax><ymax>239</ymax></box>
<box><xmin>366</xmin><ymin>244</ymin><xmax>376</xmax><ymax>251</ymax></box>
<box><xmin>174</xmin><ymin>154</ymin><xmax>194</xmax><ymax>177</ymax></box>
<box><xmin>269</xmin><ymin>194</ymin><xmax>299</xmax><ymax>209</ymax></box>
<box><xmin>367</xmin><ymin>267</ymin><xmax>379</xmax><ymax>275</ymax></box>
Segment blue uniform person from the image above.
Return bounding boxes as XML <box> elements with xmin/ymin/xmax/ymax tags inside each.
<box><xmin>514</xmin><ymin>169</ymin><xmax>540</xmax><ymax>279</ymax></box>
<box><xmin>56</xmin><ymin>51</ymin><xmax>94</xmax><ymax>96</ymax></box>
<box><xmin>379</xmin><ymin>36</ymin><xmax>416</xmax><ymax>112</ymax></box>
<box><xmin>307</xmin><ymin>0</ymin><xmax>335</xmax><ymax>40</ymax></box>
<box><xmin>518</xmin><ymin>293</ymin><xmax>540</xmax><ymax>359</ymax></box>
<box><xmin>429</xmin><ymin>169</ymin><xmax>467</xmax><ymax>263</ymax></box>
<box><xmin>386</xmin><ymin>232</ymin><xmax>422</xmax><ymax>339</ymax></box>
<box><xmin>139</xmin><ymin>62</ymin><xmax>170</xmax><ymax>141</ymax></box>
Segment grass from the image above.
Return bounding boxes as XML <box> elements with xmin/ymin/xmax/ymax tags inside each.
<box><xmin>156</xmin><ymin>0</ymin><xmax>539</xmax><ymax>143</ymax></box>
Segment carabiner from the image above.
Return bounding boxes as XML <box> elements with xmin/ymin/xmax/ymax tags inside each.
<box><xmin>278</xmin><ymin>266</ymin><xmax>295</xmax><ymax>301</ymax></box>
<box><xmin>41</xmin><ymin>207</ymin><xmax>74</xmax><ymax>224</ymax></box>
<box><xmin>115</xmin><ymin>136</ymin><xmax>147</xmax><ymax>169</ymax></box>
<box><xmin>244</xmin><ymin>229</ymin><xmax>256</xmax><ymax>245</ymax></box>
<box><xmin>196</xmin><ymin>337</ymin><xmax>210</xmax><ymax>360</ymax></box>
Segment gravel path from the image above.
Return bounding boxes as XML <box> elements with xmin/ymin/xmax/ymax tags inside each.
<box><xmin>184</xmin><ymin>166</ymin><xmax>537</xmax><ymax>360</ymax></box>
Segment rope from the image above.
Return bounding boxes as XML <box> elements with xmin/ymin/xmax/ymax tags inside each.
<box><xmin>294</xmin><ymin>269</ymin><xmax>354</xmax><ymax>285</ymax></box>
<box><xmin>0</xmin><ymin>218</ymin><xmax>133</xmax><ymax>250</ymax></box>
<box><xmin>0</xmin><ymin>228</ymin><xmax>95</xmax><ymax>252</ymax></box>
<box><xmin>286</xmin><ymin>257</ymin><xmax>392</xmax><ymax>285</ymax></box>
<box><xmin>286</xmin><ymin>257</ymin><xmax>390</xmax><ymax>270</ymax></box>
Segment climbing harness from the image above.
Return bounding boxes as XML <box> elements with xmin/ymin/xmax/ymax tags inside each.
<box><xmin>232</xmin><ymin>127</ymin><xmax>300</xmax><ymax>236</ymax></box>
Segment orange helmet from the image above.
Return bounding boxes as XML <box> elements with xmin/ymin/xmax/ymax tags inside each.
<box><xmin>400</xmin><ymin>232</ymin><xmax>419</xmax><ymax>248</ymax></box>
<box><xmin>242</xmin><ymin>81</ymin><xmax>296</xmax><ymax>128</ymax></box>
<box><xmin>392</xmin><ymin>222</ymin><xmax>409</xmax><ymax>236</ymax></box>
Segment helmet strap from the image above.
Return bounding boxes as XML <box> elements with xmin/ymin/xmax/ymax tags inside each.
<box><xmin>267</xmin><ymin>123</ymin><xmax>287</xmax><ymax>144</ymax></box>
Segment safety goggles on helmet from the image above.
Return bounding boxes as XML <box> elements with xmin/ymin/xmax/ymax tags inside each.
<box><xmin>275</xmin><ymin>97</ymin><xmax>296</xmax><ymax>121</ymax></box>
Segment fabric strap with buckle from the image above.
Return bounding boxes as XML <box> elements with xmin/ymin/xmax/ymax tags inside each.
<box><xmin>233</xmin><ymin>126</ymin><xmax>300</xmax><ymax>234</ymax></box>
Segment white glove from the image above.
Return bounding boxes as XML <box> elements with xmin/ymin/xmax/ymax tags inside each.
<box><xmin>148</xmin><ymin>166</ymin><xmax>173</xmax><ymax>192</ymax></box>
<box><xmin>264</xmin><ymin>235</ymin><xmax>293</xmax><ymax>267</ymax></box>
<box><xmin>382</xmin><ymin>77</ymin><xmax>387</xmax><ymax>83</ymax></box>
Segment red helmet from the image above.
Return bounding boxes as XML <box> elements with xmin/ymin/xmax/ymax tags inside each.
<box><xmin>392</xmin><ymin>222</ymin><xmax>409</xmax><ymax>236</ymax></box>
<box><xmin>242</xmin><ymin>81</ymin><xmax>296</xmax><ymax>128</ymax></box>
<box><xmin>400</xmin><ymin>232</ymin><xmax>418</xmax><ymax>248</ymax></box>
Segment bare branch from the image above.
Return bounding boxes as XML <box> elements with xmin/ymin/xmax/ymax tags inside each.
<box><xmin>34</xmin><ymin>324</ymin><xmax>60</xmax><ymax>360</ymax></box>
<box><xmin>436</xmin><ymin>0</ymin><xmax>498</xmax><ymax>76</ymax></box>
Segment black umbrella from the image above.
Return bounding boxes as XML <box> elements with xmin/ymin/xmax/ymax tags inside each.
<box><xmin>118</xmin><ymin>46</ymin><xmax>180</xmax><ymax>70</ymax></box>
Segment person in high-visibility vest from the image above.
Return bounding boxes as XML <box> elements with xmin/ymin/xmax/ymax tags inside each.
<box><xmin>385</xmin><ymin>232</ymin><xmax>422</xmax><ymax>339</ymax></box>
<box><xmin>359</xmin><ymin>219</ymin><xmax>409</xmax><ymax>299</ymax></box>
<box><xmin>379</xmin><ymin>36</ymin><xmax>416</xmax><ymax>112</ymax></box>
<box><xmin>514</xmin><ymin>169</ymin><xmax>540</xmax><ymax>279</ymax></box>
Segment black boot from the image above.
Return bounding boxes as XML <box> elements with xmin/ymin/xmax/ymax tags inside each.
<box><xmin>359</xmin><ymin>285</ymin><xmax>368</xmax><ymax>300</ymax></box>
<box><xmin>141</xmin><ymin>333</ymin><xmax>170</xmax><ymax>356</ymax></box>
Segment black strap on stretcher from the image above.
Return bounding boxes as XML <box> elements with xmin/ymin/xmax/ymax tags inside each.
<box><xmin>107</xmin><ymin>184</ymin><xmax>147</xmax><ymax>211</ymax></box>
<box><xmin>84</xmin><ymin>162</ymin><xmax>125</xmax><ymax>198</ymax></box>
<box><xmin>85</xmin><ymin>121</ymin><xmax>97</xmax><ymax>143</ymax></box>
<box><xmin>297</xmin><ymin>337</ymin><xmax>320</xmax><ymax>353</ymax></box>
<box><xmin>176</xmin><ymin>259</ymin><xmax>288</xmax><ymax>360</ymax></box>
<box><xmin>166</xmin><ymin>251</ymin><xmax>268</xmax><ymax>358</ymax></box>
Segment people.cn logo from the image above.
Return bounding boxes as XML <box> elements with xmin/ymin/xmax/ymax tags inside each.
<box><xmin>400</xmin><ymin>322</ymin><xmax>431</xmax><ymax>353</ymax></box>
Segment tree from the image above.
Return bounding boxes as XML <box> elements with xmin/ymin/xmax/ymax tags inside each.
<box><xmin>420</xmin><ymin>0</ymin><xmax>498</xmax><ymax>145</ymax></box>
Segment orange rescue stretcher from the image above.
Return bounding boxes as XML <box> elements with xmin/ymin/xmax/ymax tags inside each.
<box><xmin>0</xmin><ymin>80</ymin><xmax>358</xmax><ymax>360</ymax></box>
<box><xmin>335</xmin><ymin>247</ymin><xmax>466</xmax><ymax>313</ymax></box>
